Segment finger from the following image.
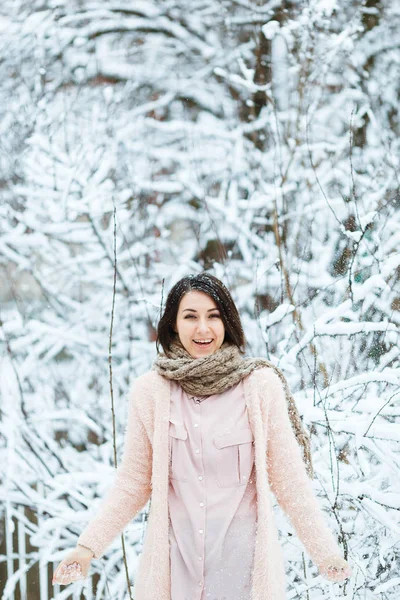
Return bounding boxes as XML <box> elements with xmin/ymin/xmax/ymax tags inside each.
<box><xmin>61</xmin><ymin>567</ymin><xmax>75</xmax><ymax>584</ymax></box>
<box><xmin>70</xmin><ymin>566</ymin><xmax>84</xmax><ymax>581</ymax></box>
<box><xmin>54</xmin><ymin>574</ymin><xmax>66</xmax><ymax>585</ymax></box>
<box><xmin>331</xmin><ymin>571</ymin><xmax>349</xmax><ymax>582</ymax></box>
<box><xmin>60</xmin><ymin>571</ymin><xmax>70</xmax><ymax>585</ymax></box>
<box><xmin>52</xmin><ymin>561</ymin><xmax>85</xmax><ymax>585</ymax></box>
<box><xmin>64</xmin><ymin>562</ymin><xmax>83</xmax><ymax>582</ymax></box>
<box><xmin>328</xmin><ymin>565</ymin><xmax>346</xmax><ymax>573</ymax></box>
<box><xmin>52</xmin><ymin>569</ymin><xmax>62</xmax><ymax>584</ymax></box>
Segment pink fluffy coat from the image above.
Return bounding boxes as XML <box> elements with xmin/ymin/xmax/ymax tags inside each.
<box><xmin>77</xmin><ymin>367</ymin><xmax>343</xmax><ymax>599</ymax></box>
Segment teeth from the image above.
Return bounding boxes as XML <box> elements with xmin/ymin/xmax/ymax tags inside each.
<box><xmin>194</xmin><ymin>340</ymin><xmax>212</xmax><ymax>344</ymax></box>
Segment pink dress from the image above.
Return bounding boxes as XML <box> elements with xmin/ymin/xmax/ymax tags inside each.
<box><xmin>168</xmin><ymin>379</ymin><xmax>257</xmax><ymax>600</ymax></box>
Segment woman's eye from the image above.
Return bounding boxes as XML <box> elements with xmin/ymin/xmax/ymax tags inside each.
<box><xmin>184</xmin><ymin>315</ymin><xmax>220</xmax><ymax>319</ymax></box>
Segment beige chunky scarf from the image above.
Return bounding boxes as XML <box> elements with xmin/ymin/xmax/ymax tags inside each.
<box><xmin>152</xmin><ymin>337</ymin><xmax>314</xmax><ymax>478</ymax></box>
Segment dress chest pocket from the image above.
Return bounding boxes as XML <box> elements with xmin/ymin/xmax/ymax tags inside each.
<box><xmin>213</xmin><ymin>427</ymin><xmax>255</xmax><ymax>488</ymax></box>
<box><xmin>169</xmin><ymin>420</ymin><xmax>188</xmax><ymax>483</ymax></box>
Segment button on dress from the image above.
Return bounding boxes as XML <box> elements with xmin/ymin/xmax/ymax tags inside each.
<box><xmin>168</xmin><ymin>379</ymin><xmax>257</xmax><ymax>600</ymax></box>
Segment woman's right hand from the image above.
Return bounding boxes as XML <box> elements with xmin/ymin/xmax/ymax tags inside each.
<box><xmin>52</xmin><ymin>544</ymin><xmax>94</xmax><ymax>586</ymax></box>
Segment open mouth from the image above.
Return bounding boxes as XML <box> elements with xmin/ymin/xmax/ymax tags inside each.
<box><xmin>193</xmin><ymin>339</ymin><xmax>213</xmax><ymax>347</ymax></box>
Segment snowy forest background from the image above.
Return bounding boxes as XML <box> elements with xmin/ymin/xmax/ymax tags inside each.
<box><xmin>0</xmin><ymin>0</ymin><xmax>399</xmax><ymax>599</ymax></box>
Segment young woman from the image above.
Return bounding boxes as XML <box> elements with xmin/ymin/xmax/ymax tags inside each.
<box><xmin>53</xmin><ymin>272</ymin><xmax>352</xmax><ymax>599</ymax></box>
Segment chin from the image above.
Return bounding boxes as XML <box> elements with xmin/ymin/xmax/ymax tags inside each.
<box><xmin>187</xmin><ymin>346</ymin><xmax>213</xmax><ymax>358</ymax></box>
<box><xmin>192</xmin><ymin>346</ymin><xmax>218</xmax><ymax>358</ymax></box>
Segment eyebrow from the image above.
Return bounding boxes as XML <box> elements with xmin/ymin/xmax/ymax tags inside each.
<box><xmin>182</xmin><ymin>308</ymin><xmax>220</xmax><ymax>313</ymax></box>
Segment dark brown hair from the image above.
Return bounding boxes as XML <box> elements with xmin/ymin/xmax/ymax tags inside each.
<box><xmin>156</xmin><ymin>272</ymin><xmax>247</xmax><ymax>356</ymax></box>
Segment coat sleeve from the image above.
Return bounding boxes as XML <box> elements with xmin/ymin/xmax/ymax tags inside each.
<box><xmin>265</xmin><ymin>370</ymin><xmax>344</xmax><ymax>567</ymax></box>
<box><xmin>76</xmin><ymin>380</ymin><xmax>152</xmax><ymax>559</ymax></box>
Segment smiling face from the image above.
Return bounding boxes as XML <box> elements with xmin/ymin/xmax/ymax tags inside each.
<box><xmin>174</xmin><ymin>290</ymin><xmax>225</xmax><ymax>358</ymax></box>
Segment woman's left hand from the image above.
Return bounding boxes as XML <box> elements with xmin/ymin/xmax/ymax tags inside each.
<box><xmin>318</xmin><ymin>555</ymin><xmax>352</xmax><ymax>582</ymax></box>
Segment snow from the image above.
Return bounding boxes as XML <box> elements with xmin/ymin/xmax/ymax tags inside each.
<box><xmin>261</xmin><ymin>20</ymin><xmax>280</xmax><ymax>40</ymax></box>
<box><xmin>0</xmin><ymin>0</ymin><xmax>399</xmax><ymax>598</ymax></box>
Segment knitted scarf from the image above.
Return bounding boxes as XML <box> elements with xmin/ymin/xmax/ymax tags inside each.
<box><xmin>152</xmin><ymin>337</ymin><xmax>314</xmax><ymax>478</ymax></box>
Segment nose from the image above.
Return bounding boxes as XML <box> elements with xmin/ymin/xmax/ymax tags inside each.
<box><xmin>196</xmin><ymin>319</ymin><xmax>211</xmax><ymax>333</ymax></box>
